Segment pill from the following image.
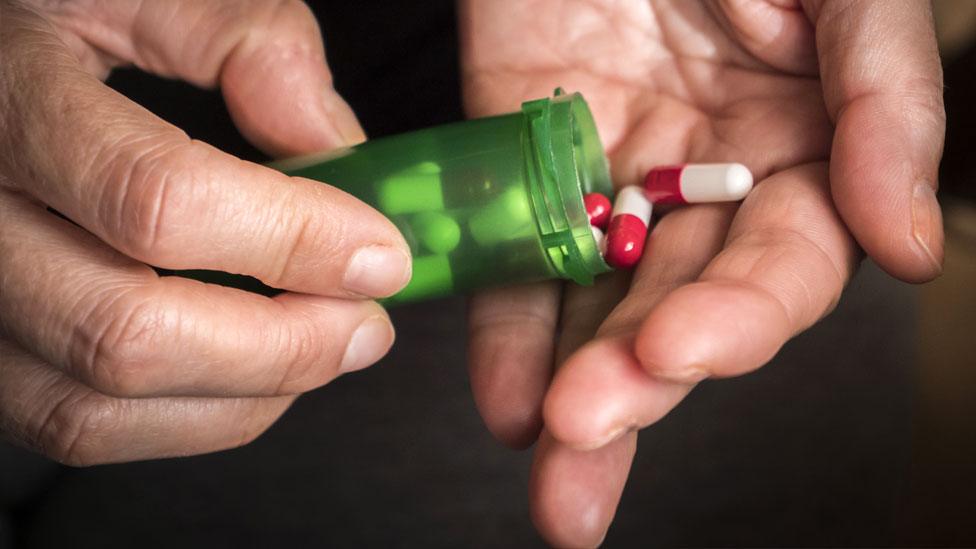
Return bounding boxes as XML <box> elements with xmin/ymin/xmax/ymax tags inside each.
<box><xmin>440</xmin><ymin>169</ymin><xmax>504</xmax><ymax>208</ymax></box>
<box><xmin>643</xmin><ymin>163</ymin><xmax>753</xmax><ymax>204</ymax></box>
<box><xmin>378</xmin><ymin>161</ymin><xmax>445</xmax><ymax>214</ymax></box>
<box><xmin>469</xmin><ymin>186</ymin><xmax>534</xmax><ymax>245</ymax></box>
<box><xmin>590</xmin><ymin>225</ymin><xmax>607</xmax><ymax>256</ymax></box>
<box><xmin>388</xmin><ymin>254</ymin><xmax>454</xmax><ymax>303</ymax></box>
<box><xmin>583</xmin><ymin>192</ymin><xmax>612</xmax><ymax>230</ymax></box>
<box><xmin>412</xmin><ymin>211</ymin><xmax>461</xmax><ymax>254</ymax></box>
<box><xmin>605</xmin><ymin>186</ymin><xmax>652</xmax><ymax>270</ymax></box>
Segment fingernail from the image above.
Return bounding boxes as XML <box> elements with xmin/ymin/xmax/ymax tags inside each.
<box><xmin>337</xmin><ymin>117</ymin><xmax>367</xmax><ymax>146</ymax></box>
<box><xmin>911</xmin><ymin>183</ymin><xmax>945</xmax><ymax>275</ymax></box>
<box><xmin>577</xmin><ymin>424</ymin><xmax>630</xmax><ymax>451</ymax></box>
<box><xmin>324</xmin><ymin>90</ymin><xmax>367</xmax><ymax>146</ymax></box>
<box><xmin>339</xmin><ymin>316</ymin><xmax>395</xmax><ymax>374</ymax></box>
<box><xmin>343</xmin><ymin>245</ymin><xmax>411</xmax><ymax>297</ymax></box>
<box><xmin>650</xmin><ymin>364</ymin><xmax>709</xmax><ymax>384</ymax></box>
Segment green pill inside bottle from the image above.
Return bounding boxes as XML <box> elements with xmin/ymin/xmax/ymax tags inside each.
<box><xmin>378</xmin><ymin>162</ymin><xmax>444</xmax><ymax>214</ymax></box>
<box><xmin>273</xmin><ymin>90</ymin><xmax>612</xmax><ymax>305</ymax></box>
<box><xmin>412</xmin><ymin>211</ymin><xmax>461</xmax><ymax>254</ymax></box>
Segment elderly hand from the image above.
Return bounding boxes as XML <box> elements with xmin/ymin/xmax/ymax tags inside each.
<box><xmin>0</xmin><ymin>0</ymin><xmax>411</xmax><ymax>465</ymax></box>
<box><xmin>462</xmin><ymin>0</ymin><xmax>945</xmax><ymax>546</ymax></box>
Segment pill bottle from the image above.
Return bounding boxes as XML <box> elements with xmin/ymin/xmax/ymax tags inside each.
<box><xmin>273</xmin><ymin>90</ymin><xmax>612</xmax><ymax>305</ymax></box>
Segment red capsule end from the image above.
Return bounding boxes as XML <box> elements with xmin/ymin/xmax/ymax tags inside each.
<box><xmin>583</xmin><ymin>192</ymin><xmax>612</xmax><ymax>230</ymax></box>
<box><xmin>643</xmin><ymin>165</ymin><xmax>686</xmax><ymax>204</ymax></box>
<box><xmin>605</xmin><ymin>214</ymin><xmax>648</xmax><ymax>269</ymax></box>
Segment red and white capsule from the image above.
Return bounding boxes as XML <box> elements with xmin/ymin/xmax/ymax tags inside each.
<box><xmin>583</xmin><ymin>192</ymin><xmax>612</xmax><ymax>230</ymax></box>
<box><xmin>604</xmin><ymin>186</ymin><xmax>652</xmax><ymax>270</ymax></box>
<box><xmin>590</xmin><ymin>225</ymin><xmax>607</xmax><ymax>256</ymax></box>
<box><xmin>643</xmin><ymin>163</ymin><xmax>753</xmax><ymax>204</ymax></box>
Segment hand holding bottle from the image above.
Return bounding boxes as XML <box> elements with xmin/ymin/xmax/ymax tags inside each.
<box><xmin>0</xmin><ymin>0</ymin><xmax>410</xmax><ymax>465</ymax></box>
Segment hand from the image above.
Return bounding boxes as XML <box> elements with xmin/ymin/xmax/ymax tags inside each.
<box><xmin>462</xmin><ymin>0</ymin><xmax>945</xmax><ymax>545</ymax></box>
<box><xmin>0</xmin><ymin>0</ymin><xmax>411</xmax><ymax>465</ymax></box>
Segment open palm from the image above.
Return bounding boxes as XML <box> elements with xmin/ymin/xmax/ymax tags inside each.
<box><xmin>461</xmin><ymin>0</ymin><xmax>945</xmax><ymax>546</ymax></box>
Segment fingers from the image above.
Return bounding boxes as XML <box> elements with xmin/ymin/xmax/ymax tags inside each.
<box><xmin>555</xmin><ymin>271</ymin><xmax>633</xmax><ymax>364</ymax></box>
<box><xmin>0</xmin><ymin>6</ymin><xmax>409</xmax><ymax>299</ymax></box>
<box><xmin>635</xmin><ymin>163</ymin><xmax>859</xmax><ymax>381</ymax></box>
<box><xmin>807</xmin><ymin>0</ymin><xmax>946</xmax><ymax>282</ymax></box>
<box><xmin>529</xmin><ymin>165</ymin><xmax>855</xmax><ymax>546</ymax></box>
<box><xmin>0</xmin><ymin>338</ymin><xmax>294</xmax><ymax>466</ymax></box>
<box><xmin>465</xmin><ymin>244</ymin><xmax>628</xmax><ymax>449</ymax></box>
<box><xmin>43</xmin><ymin>0</ymin><xmax>365</xmax><ymax>154</ymax></box>
<box><xmin>528</xmin><ymin>204</ymin><xmax>732</xmax><ymax>545</ymax></box>
<box><xmin>544</xmin><ymin>204</ymin><xmax>734</xmax><ymax>448</ymax></box>
<box><xmin>0</xmin><ymin>192</ymin><xmax>394</xmax><ymax>398</ymax></box>
<box><xmin>713</xmin><ymin>0</ymin><xmax>818</xmax><ymax>75</ymax></box>
<box><xmin>529</xmin><ymin>432</ymin><xmax>637</xmax><ymax>548</ymax></box>
<box><xmin>466</xmin><ymin>283</ymin><xmax>561</xmax><ymax>448</ymax></box>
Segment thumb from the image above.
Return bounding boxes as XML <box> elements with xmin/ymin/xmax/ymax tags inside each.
<box><xmin>218</xmin><ymin>2</ymin><xmax>367</xmax><ymax>156</ymax></box>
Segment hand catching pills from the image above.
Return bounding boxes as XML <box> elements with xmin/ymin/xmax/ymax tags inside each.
<box><xmin>0</xmin><ymin>0</ymin><xmax>411</xmax><ymax>465</ymax></box>
<box><xmin>462</xmin><ymin>0</ymin><xmax>945</xmax><ymax>546</ymax></box>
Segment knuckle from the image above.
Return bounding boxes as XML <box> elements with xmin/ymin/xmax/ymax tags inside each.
<box><xmin>239</xmin><ymin>0</ymin><xmax>325</xmax><ymax>69</ymax></box>
<box><xmin>263</xmin><ymin>0</ymin><xmax>320</xmax><ymax>36</ymax></box>
<box><xmin>35</xmin><ymin>390</ymin><xmax>120</xmax><ymax>467</ymax></box>
<box><xmin>71</xmin><ymin>288</ymin><xmax>169</xmax><ymax>397</ymax></box>
<box><xmin>272</xmin><ymin>314</ymin><xmax>333</xmax><ymax>394</ymax></box>
<box><xmin>907</xmin><ymin>77</ymin><xmax>947</xmax><ymax>129</ymax></box>
<box><xmin>271</xmin><ymin>193</ymin><xmax>341</xmax><ymax>285</ymax></box>
<box><xmin>94</xmin><ymin>136</ymin><xmax>208</xmax><ymax>264</ymax></box>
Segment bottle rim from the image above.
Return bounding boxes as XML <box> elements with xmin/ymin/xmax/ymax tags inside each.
<box><xmin>521</xmin><ymin>89</ymin><xmax>613</xmax><ymax>285</ymax></box>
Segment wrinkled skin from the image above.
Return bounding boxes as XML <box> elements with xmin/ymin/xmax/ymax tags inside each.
<box><xmin>0</xmin><ymin>0</ymin><xmax>410</xmax><ymax>466</ymax></box>
<box><xmin>462</xmin><ymin>1</ymin><xmax>945</xmax><ymax>546</ymax></box>
<box><xmin>0</xmin><ymin>0</ymin><xmax>944</xmax><ymax>546</ymax></box>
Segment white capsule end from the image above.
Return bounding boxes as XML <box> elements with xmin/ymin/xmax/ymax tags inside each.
<box><xmin>723</xmin><ymin>163</ymin><xmax>753</xmax><ymax>200</ymax></box>
<box><xmin>680</xmin><ymin>163</ymin><xmax>754</xmax><ymax>203</ymax></box>
<box><xmin>611</xmin><ymin>185</ymin><xmax>653</xmax><ymax>224</ymax></box>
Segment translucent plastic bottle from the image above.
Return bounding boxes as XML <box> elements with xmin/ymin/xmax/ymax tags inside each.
<box><xmin>273</xmin><ymin>90</ymin><xmax>612</xmax><ymax>305</ymax></box>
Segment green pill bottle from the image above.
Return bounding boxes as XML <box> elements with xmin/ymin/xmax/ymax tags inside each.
<box><xmin>273</xmin><ymin>90</ymin><xmax>612</xmax><ymax>305</ymax></box>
